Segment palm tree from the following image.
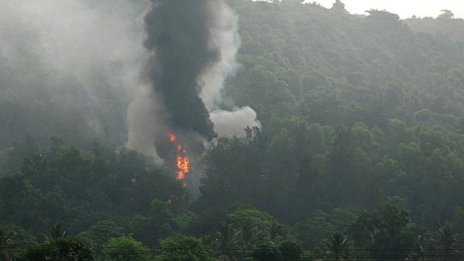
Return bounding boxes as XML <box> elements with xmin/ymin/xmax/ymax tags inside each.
<box><xmin>216</xmin><ymin>223</ymin><xmax>242</xmax><ymax>261</ymax></box>
<box><xmin>267</xmin><ymin>222</ymin><xmax>287</xmax><ymax>242</ymax></box>
<box><xmin>50</xmin><ymin>223</ymin><xmax>69</xmax><ymax>240</ymax></box>
<box><xmin>434</xmin><ymin>224</ymin><xmax>462</xmax><ymax>260</ymax></box>
<box><xmin>324</xmin><ymin>232</ymin><xmax>350</xmax><ymax>261</ymax></box>
<box><xmin>0</xmin><ymin>229</ymin><xmax>13</xmax><ymax>261</ymax></box>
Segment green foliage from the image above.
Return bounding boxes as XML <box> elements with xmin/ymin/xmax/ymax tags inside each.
<box><xmin>296</xmin><ymin>208</ymin><xmax>357</xmax><ymax>249</ymax></box>
<box><xmin>0</xmin><ymin>139</ymin><xmax>184</xmax><ymax>236</ymax></box>
<box><xmin>405</xmin><ymin>14</ymin><xmax>464</xmax><ymax>42</ymax></box>
<box><xmin>21</xmin><ymin>236</ymin><xmax>93</xmax><ymax>261</ymax></box>
<box><xmin>323</xmin><ymin>232</ymin><xmax>350</xmax><ymax>261</ymax></box>
<box><xmin>349</xmin><ymin>204</ymin><xmax>418</xmax><ymax>259</ymax></box>
<box><xmin>0</xmin><ymin>227</ymin><xmax>14</xmax><ymax>261</ymax></box>
<box><xmin>452</xmin><ymin>207</ymin><xmax>464</xmax><ymax>248</ymax></box>
<box><xmin>252</xmin><ymin>240</ymin><xmax>281</xmax><ymax>261</ymax></box>
<box><xmin>101</xmin><ymin>236</ymin><xmax>151</xmax><ymax>261</ymax></box>
<box><xmin>279</xmin><ymin>240</ymin><xmax>303</xmax><ymax>260</ymax></box>
<box><xmin>78</xmin><ymin>221</ymin><xmax>126</xmax><ymax>247</ymax></box>
<box><xmin>251</xmin><ymin>239</ymin><xmax>302</xmax><ymax>261</ymax></box>
<box><xmin>2</xmin><ymin>0</ymin><xmax>464</xmax><ymax>259</ymax></box>
<box><xmin>156</xmin><ymin>235</ymin><xmax>215</xmax><ymax>261</ymax></box>
<box><xmin>0</xmin><ymin>225</ymin><xmax>36</xmax><ymax>261</ymax></box>
<box><xmin>223</xmin><ymin>208</ymin><xmax>291</xmax><ymax>246</ymax></box>
<box><xmin>201</xmin><ymin>0</ymin><xmax>464</xmax><ymax>223</ymax></box>
<box><xmin>208</xmin><ymin>207</ymin><xmax>293</xmax><ymax>260</ymax></box>
<box><xmin>130</xmin><ymin>199</ymin><xmax>175</xmax><ymax>247</ymax></box>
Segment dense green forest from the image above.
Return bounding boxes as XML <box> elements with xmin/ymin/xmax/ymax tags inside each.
<box><xmin>2</xmin><ymin>0</ymin><xmax>464</xmax><ymax>260</ymax></box>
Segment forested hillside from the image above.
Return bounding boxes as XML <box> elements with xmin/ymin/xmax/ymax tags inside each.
<box><xmin>1</xmin><ymin>0</ymin><xmax>464</xmax><ymax>259</ymax></box>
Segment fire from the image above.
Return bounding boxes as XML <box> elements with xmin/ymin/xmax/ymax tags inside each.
<box><xmin>169</xmin><ymin>134</ymin><xmax>177</xmax><ymax>143</ymax></box>
<box><xmin>168</xmin><ymin>133</ymin><xmax>190</xmax><ymax>185</ymax></box>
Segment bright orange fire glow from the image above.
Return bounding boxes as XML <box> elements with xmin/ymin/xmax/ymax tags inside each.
<box><xmin>168</xmin><ymin>133</ymin><xmax>190</xmax><ymax>185</ymax></box>
<box><xmin>169</xmin><ymin>134</ymin><xmax>177</xmax><ymax>143</ymax></box>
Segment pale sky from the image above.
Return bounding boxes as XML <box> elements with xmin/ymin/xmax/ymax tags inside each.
<box><xmin>309</xmin><ymin>0</ymin><xmax>464</xmax><ymax>19</ymax></box>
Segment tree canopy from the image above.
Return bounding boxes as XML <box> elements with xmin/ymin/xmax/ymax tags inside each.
<box><xmin>1</xmin><ymin>0</ymin><xmax>464</xmax><ymax>259</ymax></box>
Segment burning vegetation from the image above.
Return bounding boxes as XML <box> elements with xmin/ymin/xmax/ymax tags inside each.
<box><xmin>168</xmin><ymin>133</ymin><xmax>190</xmax><ymax>185</ymax></box>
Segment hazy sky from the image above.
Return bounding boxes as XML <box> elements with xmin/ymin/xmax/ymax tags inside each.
<box><xmin>313</xmin><ymin>0</ymin><xmax>464</xmax><ymax>19</ymax></box>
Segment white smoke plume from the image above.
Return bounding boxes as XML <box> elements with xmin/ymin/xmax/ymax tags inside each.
<box><xmin>199</xmin><ymin>1</ymin><xmax>241</xmax><ymax>111</ymax></box>
<box><xmin>199</xmin><ymin>0</ymin><xmax>261</xmax><ymax>138</ymax></box>
<box><xmin>210</xmin><ymin>107</ymin><xmax>261</xmax><ymax>138</ymax></box>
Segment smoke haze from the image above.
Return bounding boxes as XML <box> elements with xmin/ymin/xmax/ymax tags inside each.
<box><xmin>1</xmin><ymin>0</ymin><xmax>260</xmax><ymax>161</ymax></box>
<box><xmin>313</xmin><ymin>0</ymin><xmax>464</xmax><ymax>19</ymax></box>
<box><xmin>126</xmin><ymin>81</ymin><xmax>165</xmax><ymax>164</ymax></box>
<box><xmin>0</xmin><ymin>0</ymin><xmax>150</xmax><ymax>147</ymax></box>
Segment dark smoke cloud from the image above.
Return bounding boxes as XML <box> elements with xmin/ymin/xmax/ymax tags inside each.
<box><xmin>144</xmin><ymin>0</ymin><xmax>219</xmax><ymax>140</ymax></box>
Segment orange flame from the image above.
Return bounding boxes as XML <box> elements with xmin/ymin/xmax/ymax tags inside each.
<box><xmin>169</xmin><ymin>134</ymin><xmax>177</xmax><ymax>143</ymax></box>
<box><xmin>169</xmin><ymin>133</ymin><xmax>190</xmax><ymax>185</ymax></box>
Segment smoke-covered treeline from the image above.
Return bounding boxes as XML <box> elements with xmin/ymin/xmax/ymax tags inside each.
<box><xmin>1</xmin><ymin>0</ymin><xmax>464</xmax><ymax>260</ymax></box>
<box><xmin>0</xmin><ymin>0</ymin><xmax>149</xmax><ymax>149</ymax></box>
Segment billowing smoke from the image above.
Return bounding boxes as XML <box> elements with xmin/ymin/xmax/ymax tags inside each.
<box><xmin>210</xmin><ymin>107</ymin><xmax>261</xmax><ymax>138</ymax></box>
<box><xmin>143</xmin><ymin>0</ymin><xmax>218</xmax><ymax>140</ymax></box>
<box><xmin>125</xmin><ymin>0</ymin><xmax>261</xmax><ymax>190</ymax></box>
<box><xmin>198</xmin><ymin>0</ymin><xmax>261</xmax><ymax>138</ymax></box>
<box><xmin>133</xmin><ymin>0</ymin><xmax>260</xmax><ymax>156</ymax></box>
